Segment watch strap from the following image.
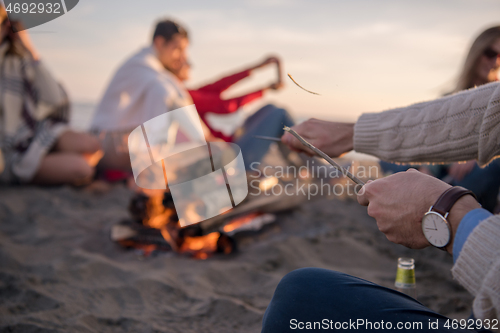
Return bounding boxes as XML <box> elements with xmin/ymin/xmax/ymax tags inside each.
<box><xmin>432</xmin><ymin>186</ymin><xmax>477</xmax><ymax>217</ymax></box>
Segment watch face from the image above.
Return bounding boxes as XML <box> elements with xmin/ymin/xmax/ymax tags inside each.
<box><xmin>422</xmin><ymin>212</ymin><xmax>451</xmax><ymax>248</ymax></box>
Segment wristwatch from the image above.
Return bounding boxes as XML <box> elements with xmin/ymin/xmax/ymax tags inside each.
<box><xmin>421</xmin><ymin>186</ymin><xmax>477</xmax><ymax>250</ymax></box>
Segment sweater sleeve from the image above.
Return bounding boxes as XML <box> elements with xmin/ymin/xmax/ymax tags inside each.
<box><xmin>353</xmin><ymin>82</ymin><xmax>500</xmax><ymax>167</ymax></box>
<box><xmin>451</xmin><ymin>215</ymin><xmax>500</xmax><ymax>324</ymax></box>
<box><xmin>196</xmin><ymin>70</ymin><xmax>252</xmax><ymax>94</ymax></box>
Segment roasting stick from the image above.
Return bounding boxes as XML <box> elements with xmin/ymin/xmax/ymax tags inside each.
<box><xmin>283</xmin><ymin>126</ymin><xmax>365</xmax><ymax>187</ymax></box>
<box><xmin>252</xmin><ymin>135</ymin><xmax>282</xmax><ymax>142</ymax></box>
<box><xmin>287</xmin><ymin>74</ymin><xmax>321</xmax><ymax>95</ymax></box>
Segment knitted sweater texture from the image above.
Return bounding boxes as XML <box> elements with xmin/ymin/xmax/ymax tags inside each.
<box><xmin>354</xmin><ymin>81</ymin><xmax>500</xmax><ymax>325</ymax></box>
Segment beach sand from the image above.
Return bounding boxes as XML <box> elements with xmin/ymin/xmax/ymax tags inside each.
<box><xmin>0</xmin><ymin>184</ymin><xmax>472</xmax><ymax>332</ymax></box>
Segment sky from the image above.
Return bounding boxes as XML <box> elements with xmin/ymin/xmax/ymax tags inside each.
<box><xmin>26</xmin><ymin>0</ymin><xmax>500</xmax><ymax>123</ymax></box>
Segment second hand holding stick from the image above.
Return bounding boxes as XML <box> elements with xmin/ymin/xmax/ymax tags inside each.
<box><xmin>283</xmin><ymin>126</ymin><xmax>365</xmax><ymax>188</ymax></box>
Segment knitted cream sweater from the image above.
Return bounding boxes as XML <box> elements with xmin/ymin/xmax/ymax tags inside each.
<box><xmin>354</xmin><ymin>81</ymin><xmax>500</xmax><ymax>324</ymax></box>
<box><xmin>354</xmin><ymin>81</ymin><xmax>500</xmax><ymax>167</ymax></box>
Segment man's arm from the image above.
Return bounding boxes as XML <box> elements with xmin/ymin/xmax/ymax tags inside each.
<box><xmin>282</xmin><ymin>82</ymin><xmax>500</xmax><ymax>166</ymax></box>
<box><xmin>354</xmin><ymin>82</ymin><xmax>500</xmax><ymax>166</ymax></box>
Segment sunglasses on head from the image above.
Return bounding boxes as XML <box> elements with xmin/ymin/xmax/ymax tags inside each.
<box><xmin>484</xmin><ymin>47</ymin><xmax>499</xmax><ymax>60</ymax></box>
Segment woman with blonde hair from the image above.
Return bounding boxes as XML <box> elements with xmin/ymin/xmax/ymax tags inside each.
<box><xmin>0</xmin><ymin>6</ymin><xmax>102</xmax><ymax>185</ymax></box>
<box><xmin>380</xmin><ymin>25</ymin><xmax>500</xmax><ymax>212</ymax></box>
<box><xmin>442</xmin><ymin>26</ymin><xmax>500</xmax><ymax>211</ymax></box>
<box><xmin>453</xmin><ymin>25</ymin><xmax>500</xmax><ymax>93</ymax></box>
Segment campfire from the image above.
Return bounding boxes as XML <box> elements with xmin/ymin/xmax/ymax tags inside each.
<box><xmin>110</xmin><ymin>144</ymin><xmax>329</xmax><ymax>259</ymax></box>
<box><xmin>111</xmin><ymin>189</ymin><xmax>277</xmax><ymax>259</ymax></box>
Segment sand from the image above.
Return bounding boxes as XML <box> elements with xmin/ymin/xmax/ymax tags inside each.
<box><xmin>0</xmin><ymin>183</ymin><xmax>473</xmax><ymax>333</ymax></box>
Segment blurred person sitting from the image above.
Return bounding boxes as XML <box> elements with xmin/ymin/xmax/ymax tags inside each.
<box><xmin>379</xmin><ymin>26</ymin><xmax>500</xmax><ymax>212</ymax></box>
<box><xmin>0</xmin><ymin>7</ymin><xmax>101</xmax><ymax>186</ymax></box>
<box><xmin>173</xmin><ymin>57</ymin><xmax>296</xmax><ymax>170</ymax></box>
<box><xmin>91</xmin><ymin>19</ymin><xmax>218</xmax><ymax>176</ymax></box>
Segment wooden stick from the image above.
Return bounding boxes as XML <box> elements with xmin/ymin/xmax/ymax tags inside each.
<box><xmin>283</xmin><ymin>126</ymin><xmax>365</xmax><ymax>187</ymax></box>
<box><xmin>253</xmin><ymin>135</ymin><xmax>282</xmax><ymax>142</ymax></box>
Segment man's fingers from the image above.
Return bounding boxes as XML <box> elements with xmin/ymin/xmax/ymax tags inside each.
<box><xmin>357</xmin><ymin>186</ymin><xmax>370</xmax><ymax>206</ymax></box>
<box><xmin>282</xmin><ymin>131</ymin><xmax>303</xmax><ymax>150</ymax></box>
<box><xmin>357</xmin><ymin>190</ymin><xmax>369</xmax><ymax>206</ymax></box>
<box><xmin>357</xmin><ymin>180</ymin><xmax>374</xmax><ymax>206</ymax></box>
<box><xmin>281</xmin><ymin>132</ymin><xmax>316</xmax><ymax>155</ymax></box>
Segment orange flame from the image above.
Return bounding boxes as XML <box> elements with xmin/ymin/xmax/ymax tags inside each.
<box><xmin>180</xmin><ymin>232</ymin><xmax>221</xmax><ymax>259</ymax></box>
<box><xmin>130</xmin><ymin>189</ymin><xmax>262</xmax><ymax>258</ymax></box>
<box><xmin>223</xmin><ymin>212</ymin><xmax>260</xmax><ymax>233</ymax></box>
<box><xmin>143</xmin><ymin>193</ymin><xmax>168</xmax><ymax>227</ymax></box>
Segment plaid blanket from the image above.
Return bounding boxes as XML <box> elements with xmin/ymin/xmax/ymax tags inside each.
<box><xmin>0</xmin><ymin>43</ymin><xmax>69</xmax><ymax>184</ymax></box>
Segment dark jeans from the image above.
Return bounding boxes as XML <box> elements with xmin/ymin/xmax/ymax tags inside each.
<box><xmin>262</xmin><ymin>268</ymin><xmax>484</xmax><ymax>332</ymax></box>
<box><xmin>234</xmin><ymin>104</ymin><xmax>294</xmax><ymax>170</ymax></box>
<box><xmin>379</xmin><ymin>160</ymin><xmax>500</xmax><ymax>212</ymax></box>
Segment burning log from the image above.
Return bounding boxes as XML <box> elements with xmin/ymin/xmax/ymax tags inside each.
<box><xmin>199</xmin><ymin>184</ymin><xmax>306</xmax><ymax>235</ymax></box>
<box><xmin>112</xmin><ymin>190</ymin><xmax>240</xmax><ymax>258</ymax></box>
<box><xmin>115</xmin><ymin>129</ymin><xmax>328</xmax><ymax>258</ymax></box>
<box><xmin>111</xmin><ymin>218</ymin><xmax>236</xmax><ymax>258</ymax></box>
<box><xmin>114</xmin><ymin>169</ymin><xmax>314</xmax><ymax>258</ymax></box>
<box><xmin>111</xmin><ymin>221</ymin><xmax>173</xmax><ymax>253</ymax></box>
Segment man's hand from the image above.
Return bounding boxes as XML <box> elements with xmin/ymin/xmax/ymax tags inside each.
<box><xmin>250</xmin><ymin>56</ymin><xmax>283</xmax><ymax>91</ymax></box>
<box><xmin>281</xmin><ymin>119</ymin><xmax>354</xmax><ymax>157</ymax></box>
<box><xmin>268</xmin><ymin>82</ymin><xmax>284</xmax><ymax>91</ymax></box>
<box><xmin>259</xmin><ymin>56</ymin><xmax>280</xmax><ymax>67</ymax></box>
<box><xmin>252</xmin><ymin>56</ymin><xmax>281</xmax><ymax>73</ymax></box>
<box><xmin>357</xmin><ymin>169</ymin><xmax>480</xmax><ymax>252</ymax></box>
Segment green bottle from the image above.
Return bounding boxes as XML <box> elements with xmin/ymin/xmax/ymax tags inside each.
<box><xmin>395</xmin><ymin>257</ymin><xmax>416</xmax><ymax>299</ymax></box>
